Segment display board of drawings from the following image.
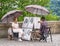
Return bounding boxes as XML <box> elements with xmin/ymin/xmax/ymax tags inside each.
<box><xmin>22</xmin><ymin>17</ymin><xmax>41</xmax><ymax>30</ymax></box>
<box><xmin>22</xmin><ymin>17</ymin><xmax>41</xmax><ymax>40</ymax></box>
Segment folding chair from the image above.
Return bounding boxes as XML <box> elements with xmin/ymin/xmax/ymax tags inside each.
<box><xmin>40</xmin><ymin>26</ymin><xmax>52</xmax><ymax>42</ymax></box>
<box><xmin>47</xmin><ymin>26</ymin><xmax>52</xmax><ymax>42</ymax></box>
<box><xmin>10</xmin><ymin>27</ymin><xmax>18</xmax><ymax>40</ymax></box>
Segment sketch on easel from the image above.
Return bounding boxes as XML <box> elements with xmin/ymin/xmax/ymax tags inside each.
<box><xmin>33</xmin><ymin>17</ymin><xmax>41</xmax><ymax>29</ymax></box>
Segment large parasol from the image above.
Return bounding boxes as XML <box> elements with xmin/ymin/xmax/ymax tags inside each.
<box><xmin>1</xmin><ymin>10</ymin><xmax>23</xmax><ymax>23</ymax></box>
<box><xmin>25</xmin><ymin>5</ymin><xmax>49</xmax><ymax>16</ymax></box>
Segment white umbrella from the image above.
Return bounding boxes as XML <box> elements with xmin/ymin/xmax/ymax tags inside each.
<box><xmin>25</xmin><ymin>5</ymin><xmax>49</xmax><ymax>15</ymax></box>
<box><xmin>1</xmin><ymin>10</ymin><xmax>23</xmax><ymax>23</ymax></box>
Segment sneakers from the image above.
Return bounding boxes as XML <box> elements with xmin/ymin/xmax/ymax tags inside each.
<box><xmin>18</xmin><ymin>39</ymin><xmax>22</xmax><ymax>41</ymax></box>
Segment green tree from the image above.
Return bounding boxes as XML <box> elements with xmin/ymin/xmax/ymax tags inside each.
<box><xmin>0</xmin><ymin>0</ymin><xmax>50</xmax><ymax>21</ymax></box>
<box><xmin>45</xmin><ymin>14</ymin><xmax>59</xmax><ymax>21</ymax></box>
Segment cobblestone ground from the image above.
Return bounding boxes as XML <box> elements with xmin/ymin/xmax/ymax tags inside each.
<box><xmin>0</xmin><ymin>34</ymin><xmax>60</xmax><ymax>46</ymax></box>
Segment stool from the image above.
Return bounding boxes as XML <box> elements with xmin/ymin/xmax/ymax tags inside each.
<box><xmin>31</xmin><ymin>29</ymin><xmax>41</xmax><ymax>41</ymax></box>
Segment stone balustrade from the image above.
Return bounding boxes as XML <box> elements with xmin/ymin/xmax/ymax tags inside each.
<box><xmin>47</xmin><ymin>21</ymin><xmax>60</xmax><ymax>34</ymax></box>
<box><xmin>0</xmin><ymin>21</ymin><xmax>60</xmax><ymax>38</ymax></box>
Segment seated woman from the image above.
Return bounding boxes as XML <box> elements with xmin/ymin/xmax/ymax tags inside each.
<box><xmin>8</xmin><ymin>17</ymin><xmax>23</xmax><ymax>41</ymax></box>
<box><xmin>38</xmin><ymin>16</ymin><xmax>48</xmax><ymax>41</ymax></box>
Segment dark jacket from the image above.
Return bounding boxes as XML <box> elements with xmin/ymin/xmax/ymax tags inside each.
<box><xmin>40</xmin><ymin>21</ymin><xmax>48</xmax><ymax>37</ymax></box>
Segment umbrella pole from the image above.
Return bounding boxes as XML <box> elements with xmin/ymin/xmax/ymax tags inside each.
<box><xmin>7</xmin><ymin>16</ymin><xmax>9</xmax><ymax>23</ymax></box>
<box><xmin>6</xmin><ymin>16</ymin><xmax>9</xmax><ymax>28</ymax></box>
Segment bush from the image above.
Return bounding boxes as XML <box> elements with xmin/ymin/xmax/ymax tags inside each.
<box><xmin>45</xmin><ymin>14</ymin><xmax>59</xmax><ymax>21</ymax></box>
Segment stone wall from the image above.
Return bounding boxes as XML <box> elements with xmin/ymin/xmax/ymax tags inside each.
<box><xmin>47</xmin><ymin>21</ymin><xmax>60</xmax><ymax>34</ymax></box>
<box><xmin>0</xmin><ymin>21</ymin><xmax>60</xmax><ymax>38</ymax></box>
<box><xmin>0</xmin><ymin>23</ymin><xmax>8</xmax><ymax>38</ymax></box>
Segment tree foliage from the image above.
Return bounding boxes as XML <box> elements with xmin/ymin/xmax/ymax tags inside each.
<box><xmin>50</xmin><ymin>0</ymin><xmax>60</xmax><ymax>16</ymax></box>
<box><xmin>0</xmin><ymin>0</ymin><xmax>51</xmax><ymax>21</ymax></box>
<box><xmin>45</xmin><ymin>14</ymin><xmax>59</xmax><ymax>21</ymax></box>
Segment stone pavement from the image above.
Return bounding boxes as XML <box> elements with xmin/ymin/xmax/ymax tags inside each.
<box><xmin>0</xmin><ymin>34</ymin><xmax>60</xmax><ymax>46</ymax></box>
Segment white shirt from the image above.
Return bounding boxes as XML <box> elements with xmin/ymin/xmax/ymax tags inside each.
<box><xmin>12</xmin><ymin>22</ymin><xmax>19</xmax><ymax>29</ymax></box>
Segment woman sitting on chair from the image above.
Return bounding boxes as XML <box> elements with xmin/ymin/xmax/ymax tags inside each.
<box><xmin>8</xmin><ymin>17</ymin><xmax>23</xmax><ymax>41</ymax></box>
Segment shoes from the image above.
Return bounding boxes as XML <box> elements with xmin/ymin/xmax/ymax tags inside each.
<box><xmin>18</xmin><ymin>39</ymin><xmax>22</xmax><ymax>41</ymax></box>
